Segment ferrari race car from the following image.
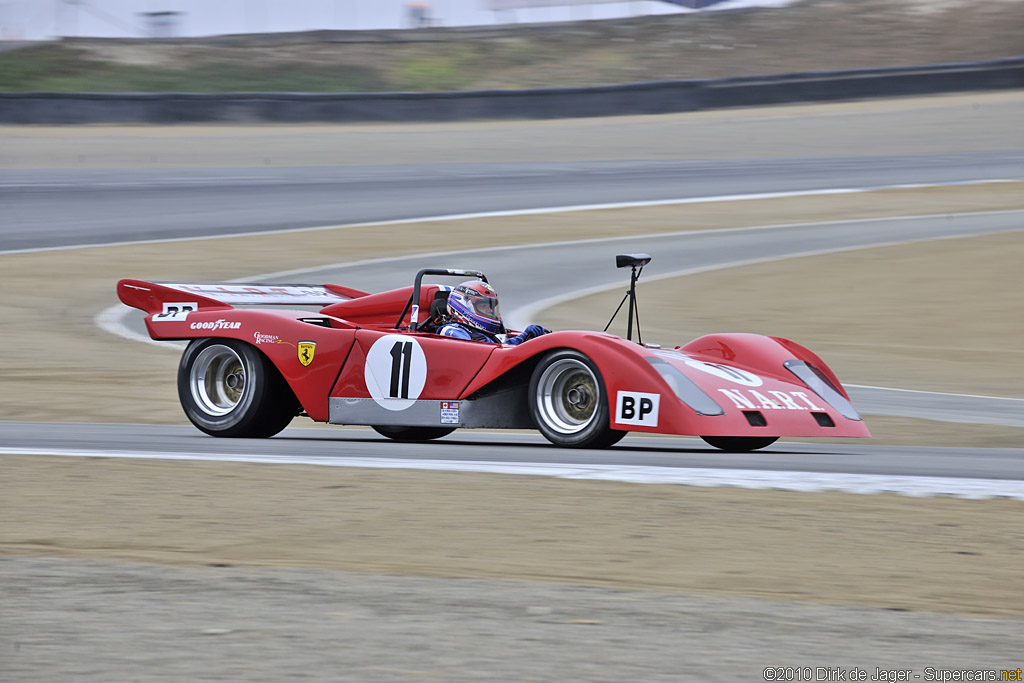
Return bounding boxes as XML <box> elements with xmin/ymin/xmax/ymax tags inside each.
<box><xmin>116</xmin><ymin>257</ymin><xmax>869</xmax><ymax>451</ymax></box>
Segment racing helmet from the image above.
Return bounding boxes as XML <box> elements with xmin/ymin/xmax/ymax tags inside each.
<box><xmin>447</xmin><ymin>280</ymin><xmax>502</xmax><ymax>335</ymax></box>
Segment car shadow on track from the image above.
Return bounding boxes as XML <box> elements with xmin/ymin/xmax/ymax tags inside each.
<box><xmin>268</xmin><ymin>432</ymin><xmax>848</xmax><ymax>458</ymax></box>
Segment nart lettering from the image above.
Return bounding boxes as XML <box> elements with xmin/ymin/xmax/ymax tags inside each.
<box><xmin>717</xmin><ymin>388</ymin><xmax>825</xmax><ymax>411</ymax></box>
<box><xmin>189</xmin><ymin>319</ymin><xmax>242</xmax><ymax>331</ymax></box>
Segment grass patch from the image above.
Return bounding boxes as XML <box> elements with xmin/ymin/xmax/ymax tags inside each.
<box><xmin>393</xmin><ymin>46</ymin><xmax>480</xmax><ymax>91</ymax></box>
<box><xmin>0</xmin><ymin>44</ymin><xmax>106</xmax><ymax>90</ymax></box>
<box><xmin>2</xmin><ymin>2</ymin><xmax>1022</xmax><ymax>93</ymax></box>
<box><xmin>0</xmin><ymin>44</ymin><xmax>386</xmax><ymax>92</ymax></box>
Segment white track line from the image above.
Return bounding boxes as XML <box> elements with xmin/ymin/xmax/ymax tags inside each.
<box><xmin>2</xmin><ymin>178</ymin><xmax>1017</xmax><ymax>256</ymax></box>
<box><xmin>507</xmin><ymin>224</ymin><xmax>1024</xmax><ymax>408</ymax></box>
<box><xmin>94</xmin><ymin>207</ymin><xmax>1024</xmax><ymax>405</ymax></box>
<box><xmin>846</xmin><ymin>384</ymin><xmax>1024</xmax><ymax>402</ymax></box>
<box><xmin>509</xmin><ymin>223</ymin><xmax>1024</xmax><ymax>328</ymax></box>
<box><xmin>6</xmin><ymin>178</ymin><xmax>1018</xmax><ymax>495</ymax></box>
<box><xmin>5</xmin><ymin>447</ymin><xmax>1023</xmax><ymax>500</ymax></box>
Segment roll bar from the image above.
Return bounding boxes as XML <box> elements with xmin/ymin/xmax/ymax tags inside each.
<box><xmin>395</xmin><ymin>268</ymin><xmax>488</xmax><ymax>331</ymax></box>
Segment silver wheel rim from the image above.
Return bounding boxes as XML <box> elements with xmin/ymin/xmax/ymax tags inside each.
<box><xmin>190</xmin><ymin>345</ymin><xmax>246</xmax><ymax>416</ymax></box>
<box><xmin>536</xmin><ymin>358</ymin><xmax>599</xmax><ymax>435</ymax></box>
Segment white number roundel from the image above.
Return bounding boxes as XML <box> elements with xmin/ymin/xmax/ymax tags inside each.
<box><xmin>364</xmin><ymin>335</ymin><xmax>428</xmax><ymax>411</ymax></box>
<box><xmin>684</xmin><ymin>359</ymin><xmax>763</xmax><ymax>387</ymax></box>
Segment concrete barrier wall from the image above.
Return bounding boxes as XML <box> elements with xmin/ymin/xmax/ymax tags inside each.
<box><xmin>1</xmin><ymin>57</ymin><xmax>1021</xmax><ymax>124</ymax></box>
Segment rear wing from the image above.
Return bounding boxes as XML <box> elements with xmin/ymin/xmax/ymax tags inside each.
<box><xmin>117</xmin><ymin>279</ymin><xmax>368</xmax><ymax>316</ymax></box>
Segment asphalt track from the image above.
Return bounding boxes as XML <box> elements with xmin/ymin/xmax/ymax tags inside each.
<box><xmin>3</xmin><ymin>152</ymin><xmax>1024</xmax><ymax>252</ymax></box>
<box><xmin>4</xmin><ymin>148</ymin><xmax>1023</xmax><ymax>488</ymax></box>
<box><xmin>102</xmin><ymin>207</ymin><xmax>1024</xmax><ymax>428</ymax></box>
<box><xmin>3</xmin><ymin>422</ymin><xmax>1024</xmax><ymax>482</ymax></box>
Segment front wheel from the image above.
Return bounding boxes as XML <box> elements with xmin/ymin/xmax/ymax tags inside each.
<box><xmin>529</xmin><ymin>350</ymin><xmax>627</xmax><ymax>448</ymax></box>
<box><xmin>371</xmin><ymin>426</ymin><xmax>456</xmax><ymax>442</ymax></box>
<box><xmin>178</xmin><ymin>338</ymin><xmax>298</xmax><ymax>438</ymax></box>
<box><xmin>700</xmin><ymin>436</ymin><xmax>779</xmax><ymax>452</ymax></box>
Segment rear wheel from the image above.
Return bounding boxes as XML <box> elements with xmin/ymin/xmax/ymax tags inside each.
<box><xmin>371</xmin><ymin>426</ymin><xmax>456</xmax><ymax>442</ymax></box>
<box><xmin>700</xmin><ymin>436</ymin><xmax>779</xmax><ymax>452</ymax></box>
<box><xmin>178</xmin><ymin>338</ymin><xmax>298</xmax><ymax>438</ymax></box>
<box><xmin>529</xmin><ymin>350</ymin><xmax>627</xmax><ymax>448</ymax></box>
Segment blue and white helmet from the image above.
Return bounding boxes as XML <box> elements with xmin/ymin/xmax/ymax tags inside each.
<box><xmin>447</xmin><ymin>280</ymin><xmax>502</xmax><ymax>335</ymax></box>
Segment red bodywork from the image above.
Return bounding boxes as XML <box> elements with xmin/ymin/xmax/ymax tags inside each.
<box><xmin>117</xmin><ymin>278</ymin><xmax>870</xmax><ymax>439</ymax></box>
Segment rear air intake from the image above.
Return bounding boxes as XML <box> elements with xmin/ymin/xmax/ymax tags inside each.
<box><xmin>743</xmin><ymin>411</ymin><xmax>767</xmax><ymax>427</ymax></box>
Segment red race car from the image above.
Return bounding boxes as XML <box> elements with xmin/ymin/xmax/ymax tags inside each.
<box><xmin>117</xmin><ymin>256</ymin><xmax>869</xmax><ymax>451</ymax></box>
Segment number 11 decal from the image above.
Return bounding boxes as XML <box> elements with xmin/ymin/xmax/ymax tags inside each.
<box><xmin>389</xmin><ymin>341</ymin><xmax>413</xmax><ymax>399</ymax></box>
<box><xmin>365</xmin><ymin>335</ymin><xmax>428</xmax><ymax>410</ymax></box>
<box><xmin>683</xmin><ymin>358</ymin><xmax>764</xmax><ymax>387</ymax></box>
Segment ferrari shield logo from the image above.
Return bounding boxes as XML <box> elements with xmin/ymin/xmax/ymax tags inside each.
<box><xmin>297</xmin><ymin>340</ymin><xmax>316</xmax><ymax>367</ymax></box>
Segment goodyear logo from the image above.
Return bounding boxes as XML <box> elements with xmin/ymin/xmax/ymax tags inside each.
<box><xmin>189</xmin><ymin>319</ymin><xmax>241</xmax><ymax>330</ymax></box>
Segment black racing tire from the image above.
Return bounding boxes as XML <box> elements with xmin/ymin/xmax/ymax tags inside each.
<box><xmin>528</xmin><ymin>349</ymin><xmax>627</xmax><ymax>449</ymax></box>
<box><xmin>700</xmin><ymin>436</ymin><xmax>779</xmax><ymax>452</ymax></box>
<box><xmin>371</xmin><ymin>426</ymin><xmax>456</xmax><ymax>442</ymax></box>
<box><xmin>178</xmin><ymin>338</ymin><xmax>298</xmax><ymax>438</ymax></box>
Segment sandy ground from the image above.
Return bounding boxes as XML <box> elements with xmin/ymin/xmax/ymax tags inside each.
<box><xmin>4</xmin><ymin>94</ymin><xmax>1017</xmax><ymax>434</ymax></box>
<box><xmin>543</xmin><ymin>229</ymin><xmax>1024</xmax><ymax>448</ymax></box>
<box><xmin>2</xmin><ymin>100</ymin><xmax>1023</xmax><ymax>668</ymax></box>
<box><xmin>1</xmin><ymin>181</ymin><xmax>1021</xmax><ymax>446</ymax></box>
<box><xmin>1</xmin><ymin>181</ymin><xmax>1022</xmax><ymax>629</ymax></box>
<box><xmin>582</xmin><ymin>231</ymin><xmax>1024</xmax><ymax>399</ymax></box>
<box><xmin>4</xmin><ymin>92</ymin><xmax>1023</xmax><ymax>168</ymax></box>
<box><xmin>4</xmin><ymin>455</ymin><xmax>1023</xmax><ymax>618</ymax></box>
<box><xmin>618</xmin><ymin>231</ymin><xmax>1024</xmax><ymax>399</ymax></box>
<box><xmin>7</xmin><ymin>557</ymin><xmax>1023</xmax><ymax>683</ymax></box>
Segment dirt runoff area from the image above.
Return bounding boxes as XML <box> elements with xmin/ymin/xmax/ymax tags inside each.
<box><xmin>2</xmin><ymin>180</ymin><xmax>1023</xmax><ymax>626</ymax></box>
<box><xmin>546</xmin><ymin>228</ymin><xmax>1024</xmax><ymax>448</ymax></box>
<box><xmin>2</xmin><ymin>99</ymin><xmax>1023</xmax><ymax>656</ymax></box>
<box><xmin>4</xmin><ymin>454</ymin><xmax>1024</xmax><ymax>620</ymax></box>
<box><xmin>1</xmin><ymin>180</ymin><xmax>1021</xmax><ymax>446</ymax></box>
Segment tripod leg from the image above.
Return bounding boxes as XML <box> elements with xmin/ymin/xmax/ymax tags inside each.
<box><xmin>625</xmin><ymin>265</ymin><xmax>639</xmax><ymax>342</ymax></box>
<box><xmin>604</xmin><ymin>291</ymin><xmax>631</xmax><ymax>333</ymax></box>
<box><xmin>633</xmin><ymin>293</ymin><xmax>642</xmax><ymax>345</ymax></box>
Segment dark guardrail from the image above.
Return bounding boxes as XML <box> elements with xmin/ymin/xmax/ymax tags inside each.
<box><xmin>1</xmin><ymin>57</ymin><xmax>1021</xmax><ymax>124</ymax></box>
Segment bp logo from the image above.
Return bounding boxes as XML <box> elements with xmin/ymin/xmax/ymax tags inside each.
<box><xmin>615</xmin><ymin>391</ymin><xmax>660</xmax><ymax>427</ymax></box>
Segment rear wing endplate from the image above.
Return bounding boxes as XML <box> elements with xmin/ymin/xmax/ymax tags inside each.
<box><xmin>117</xmin><ymin>279</ymin><xmax>367</xmax><ymax>316</ymax></box>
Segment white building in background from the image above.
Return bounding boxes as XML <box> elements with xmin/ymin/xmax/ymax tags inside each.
<box><xmin>140</xmin><ymin>10</ymin><xmax>183</xmax><ymax>37</ymax></box>
<box><xmin>0</xmin><ymin>0</ymin><xmax>702</xmax><ymax>40</ymax></box>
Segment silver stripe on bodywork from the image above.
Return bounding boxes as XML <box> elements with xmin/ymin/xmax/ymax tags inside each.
<box><xmin>645</xmin><ymin>357</ymin><xmax>724</xmax><ymax>416</ymax></box>
<box><xmin>329</xmin><ymin>393</ymin><xmax>534</xmax><ymax>430</ymax></box>
<box><xmin>784</xmin><ymin>360</ymin><xmax>863</xmax><ymax>421</ymax></box>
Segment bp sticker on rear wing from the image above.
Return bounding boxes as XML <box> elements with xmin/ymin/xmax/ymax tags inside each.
<box><xmin>157</xmin><ymin>282</ymin><xmax>352</xmax><ymax>306</ymax></box>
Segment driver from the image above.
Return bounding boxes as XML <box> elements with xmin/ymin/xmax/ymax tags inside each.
<box><xmin>438</xmin><ymin>280</ymin><xmax>549</xmax><ymax>346</ymax></box>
